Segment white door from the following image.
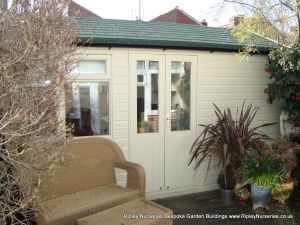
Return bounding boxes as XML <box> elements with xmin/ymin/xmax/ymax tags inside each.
<box><xmin>165</xmin><ymin>55</ymin><xmax>198</xmax><ymax>190</ymax></box>
<box><xmin>130</xmin><ymin>54</ymin><xmax>165</xmax><ymax>193</ymax></box>
<box><xmin>130</xmin><ymin>54</ymin><xmax>197</xmax><ymax>194</ymax></box>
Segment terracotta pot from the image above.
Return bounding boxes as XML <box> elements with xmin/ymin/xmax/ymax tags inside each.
<box><xmin>138</xmin><ymin>128</ymin><xmax>145</xmax><ymax>133</ymax></box>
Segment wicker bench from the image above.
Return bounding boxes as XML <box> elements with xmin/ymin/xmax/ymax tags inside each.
<box><xmin>76</xmin><ymin>198</ymin><xmax>173</xmax><ymax>225</ymax></box>
<box><xmin>37</xmin><ymin>137</ymin><xmax>146</xmax><ymax>225</ymax></box>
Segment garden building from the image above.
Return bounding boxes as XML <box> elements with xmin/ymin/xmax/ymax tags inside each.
<box><xmin>68</xmin><ymin>18</ymin><xmax>280</xmax><ymax>199</ymax></box>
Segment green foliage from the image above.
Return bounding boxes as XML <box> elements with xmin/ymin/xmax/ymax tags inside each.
<box><xmin>232</xmin><ymin>15</ymin><xmax>274</xmax><ymax>55</ymax></box>
<box><xmin>272</xmin><ymin>184</ymin><xmax>293</xmax><ymax>204</ymax></box>
<box><xmin>228</xmin><ymin>1</ymin><xmax>299</xmax><ymax>46</ymax></box>
<box><xmin>266</xmin><ymin>44</ymin><xmax>300</xmax><ymax>126</ymax></box>
<box><xmin>243</xmin><ymin>150</ymin><xmax>286</xmax><ymax>187</ymax></box>
<box><xmin>189</xmin><ymin>101</ymin><xmax>275</xmax><ymax>180</ymax></box>
<box><xmin>138</xmin><ymin>121</ymin><xmax>150</xmax><ymax>129</ymax></box>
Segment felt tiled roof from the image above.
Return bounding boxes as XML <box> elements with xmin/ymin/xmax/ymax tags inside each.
<box><xmin>77</xmin><ymin>18</ymin><xmax>277</xmax><ymax>52</ymax></box>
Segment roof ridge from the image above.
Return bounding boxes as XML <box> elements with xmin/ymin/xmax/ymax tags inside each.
<box><xmin>78</xmin><ymin>17</ymin><xmax>236</xmax><ymax>32</ymax></box>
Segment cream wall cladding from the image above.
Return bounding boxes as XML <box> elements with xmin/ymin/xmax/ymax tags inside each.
<box><xmin>73</xmin><ymin>47</ymin><xmax>280</xmax><ymax>199</ymax></box>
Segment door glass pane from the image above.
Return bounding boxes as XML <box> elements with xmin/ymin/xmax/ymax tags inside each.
<box><xmin>171</xmin><ymin>61</ymin><xmax>191</xmax><ymax>131</ymax></box>
<box><xmin>137</xmin><ymin>61</ymin><xmax>159</xmax><ymax>133</ymax></box>
<box><xmin>65</xmin><ymin>82</ymin><xmax>109</xmax><ymax>136</ymax></box>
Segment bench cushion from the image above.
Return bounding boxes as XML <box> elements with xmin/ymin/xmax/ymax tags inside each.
<box><xmin>76</xmin><ymin>198</ymin><xmax>173</xmax><ymax>225</ymax></box>
<box><xmin>41</xmin><ymin>184</ymin><xmax>139</xmax><ymax>225</ymax></box>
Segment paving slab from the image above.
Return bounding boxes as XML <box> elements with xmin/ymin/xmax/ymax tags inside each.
<box><xmin>153</xmin><ymin>187</ymin><xmax>300</xmax><ymax>225</ymax></box>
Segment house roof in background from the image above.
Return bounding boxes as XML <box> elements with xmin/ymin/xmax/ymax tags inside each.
<box><xmin>220</xmin><ymin>16</ymin><xmax>244</xmax><ymax>28</ymax></box>
<box><xmin>69</xmin><ymin>1</ymin><xmax>100</xmax><ymax>18</ymax></box>
<box><xmin>150</xmin><ymin>6</ymin><xmax>200</xmax><ymax>25</ymax></box>
<box><xmin>77</xmin><ymin>18</ymin><xmax>277</xmax><ymax>53</ymax></box>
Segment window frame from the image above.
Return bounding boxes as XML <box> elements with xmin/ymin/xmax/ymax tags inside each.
<box><xmin>66</xmin><ymin>54</ymin><xmax>112</xmax><ymax>138</ymax></box>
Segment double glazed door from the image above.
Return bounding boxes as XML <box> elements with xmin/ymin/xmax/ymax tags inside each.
<box><xmin>130</xmin><ymin>53</ymin><xmax>197</xmax><ymax>194</ymax></box>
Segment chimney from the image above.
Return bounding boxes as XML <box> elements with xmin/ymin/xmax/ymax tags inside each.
<box><xmin>233</xmin><ymin>15</ymin><xmax>244</xmax><ymax>26</ymax></box>
<box><xmin>201</xmin><ymin>19</ymin><xmax>208</xmax><ymax>26</ymax></box>
<box><xmin>175</xmin><ymin>6</ymin><xmax>179</xmax><ymax>9</ymax></box>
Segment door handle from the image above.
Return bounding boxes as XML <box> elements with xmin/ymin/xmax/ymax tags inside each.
<box><xmin>166</xmin><ymin>115</ymin><xmax>171</xmax><ymax>127</ymax></box>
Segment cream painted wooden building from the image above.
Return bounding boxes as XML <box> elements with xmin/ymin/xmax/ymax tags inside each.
<box><xmin>66</xmin><ymin>18</ymin><xmax>280</xmax><ymax>199</ymax></box>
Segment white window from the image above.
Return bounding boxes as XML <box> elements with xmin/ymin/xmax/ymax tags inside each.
<box><xmin>73</xmin><ymin>60</ymin><xmax>106</xmax><ymax>75</ymax></box>
<box><xmin>66</xmin><ymin>55</ymin><xmax>111</xmax><ymax>136</ymax></box>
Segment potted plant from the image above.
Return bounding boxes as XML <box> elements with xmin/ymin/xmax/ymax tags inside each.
<box><xmin>243</xmin><ymin>150</ymin><xmax>286</xmax><ymax>210</ymax></box>
<box><xmin>217</xmin><ymin>158</ymin><xmax>236</xmax><ymax>205</ymax></box>
<box><xmin>138</xmin><ymin>121</ymin><xmax>150</xmax><ymax>133</ymax></box>
<box><xmin>189</xmin><ymin>101</ymin><xmax>275</xmax><ymax>189</ymax></box>
<box><xmin>249</xmin><ymin>137</ymin><xmax>298</xmax><ymax>203</ymax></box>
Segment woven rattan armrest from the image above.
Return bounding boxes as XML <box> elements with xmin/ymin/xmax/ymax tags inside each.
<box><xmin>114</xmin><ymin>162</ymin><xmax>146</xmax><ymax>198</ymax></box>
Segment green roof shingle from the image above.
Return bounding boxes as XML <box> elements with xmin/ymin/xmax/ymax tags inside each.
<box><xmin>77</xmin><ymin>18</ymin><xmax>277</xmax><ymax>53</ymax></box>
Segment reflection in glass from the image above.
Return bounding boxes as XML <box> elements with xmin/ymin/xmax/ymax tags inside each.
<box><xmin>137</xmin><ymin>61</ymin><xmax>159</xmax><ymax>133</ymax></box>
<box><xmin>171</xmin><ymin>61</ymin><xmax>191</xmax><ymax>131</ymax></box>
<box><xmin>65</xmin><ymin>82</ymin><xmax>109</xmax><ymax>136</ymax></box>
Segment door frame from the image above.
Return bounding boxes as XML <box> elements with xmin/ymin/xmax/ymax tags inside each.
<box><xmin>129</xmin><ymin>52</ymin><xmax>203</xmax><ymax>197</ymax></box>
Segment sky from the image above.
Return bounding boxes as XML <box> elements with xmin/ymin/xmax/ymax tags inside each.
<box><xmin>73</xmin><ymin>0</ymin><xmax>240</xmax><ymax>27</ymax></box>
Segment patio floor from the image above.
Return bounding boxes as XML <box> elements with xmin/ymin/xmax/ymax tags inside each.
<box><xmin>153</xmin><ymin>186</ymin><xmax>300</xmax><ymax>225</ymax></box>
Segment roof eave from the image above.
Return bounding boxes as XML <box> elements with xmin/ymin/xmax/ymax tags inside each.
<box><xmin>77</xmin><ymin>36</ymin><xmax>273</xmax><ymax>54</ymax></box>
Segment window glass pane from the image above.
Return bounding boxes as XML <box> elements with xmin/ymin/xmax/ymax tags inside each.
<box><xmin>66</xmin><ymin>82</ymin><xmax>109</xmax><ymax>136</ymax></box>
<box><xmin>171</xmin><ymin>61</ymin><xmax>191</xmax><ymax>131</ymax></box>
<box><xmin>151</xmin><ymin>74</ymin><xmax>158</xmax><ymax>110</ymax></box>
<box><xmin>137</xmin><ymin>61</ymin><xmax>159</xmax><ymax>133</ymax></box>
<box><xmin>73</xmin><ymin>60</ymin><xmax>106</xmax><ymax>75</ymax></box>
<box><xmin>149</xmin><ymin>61</ymin><xmax>159</xmax><ymax>70</ymax></box>
<box><xmin>137</xmin><ymin>75</ymin><xmax>144</xmax><ymax>83</ymax></box>
<box><xmin>137</xmin><ymin>61</ymin><xmax>145</xmax><ymax>70</ymax></box>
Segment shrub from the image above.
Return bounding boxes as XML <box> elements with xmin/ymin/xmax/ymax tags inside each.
<box><xmin>266</xmin><ymin>45</ymin><xmax>300</xmax><ymax>126</ymax></box>
<box><xmin>189</xmin><ymin>101</ymin><xmax>275</xmax><ymax>180</ymax></box>
<box><xmin>0</xmin><ymin>1</ymin><xmax>76</xmax><ymax>223</ymax></box>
